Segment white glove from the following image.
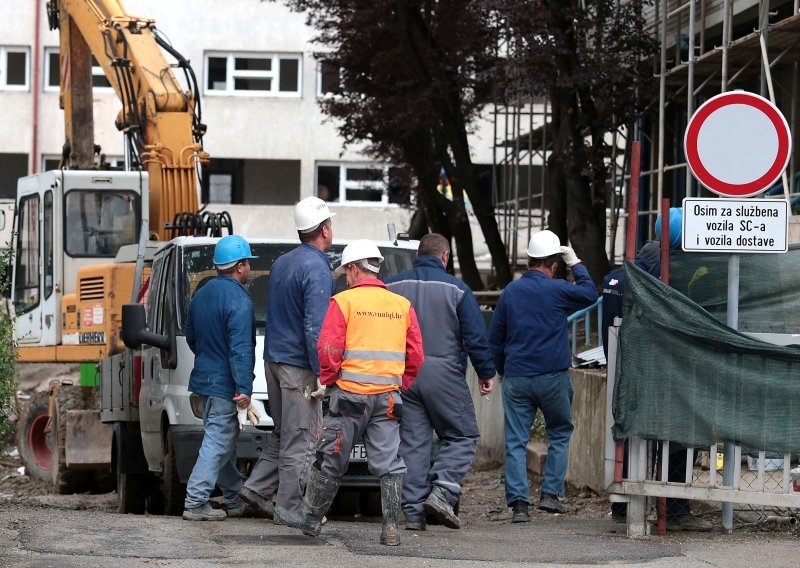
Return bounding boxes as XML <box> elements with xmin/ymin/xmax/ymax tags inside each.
<box><xmin>310</xmin><ymin>379</ymin><xmax>326</xmax><ymax>401</ymax></box>
<box><xmin>559</xmin><ymin>246</ymin><xmax>580</xmax><ymax>267</ymax></box>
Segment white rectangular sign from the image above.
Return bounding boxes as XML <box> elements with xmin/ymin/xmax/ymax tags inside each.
<box><xmin>681</xmin><ymin>198</ymin><xmax>788</xmax><ymax>253</ymax></box>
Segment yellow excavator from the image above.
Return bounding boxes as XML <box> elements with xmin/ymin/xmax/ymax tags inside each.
<box><xmin>13</xmin><ymin>0</ymin><xmax>231</xmax><ymax>509</ymax></box>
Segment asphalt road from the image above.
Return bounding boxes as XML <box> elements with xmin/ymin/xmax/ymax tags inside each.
<box><xmin>1</xmin><ymin>503</ymin><xmax>798</xmax><ymax>568</ymax></box>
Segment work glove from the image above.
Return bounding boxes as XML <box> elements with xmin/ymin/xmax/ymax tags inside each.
<box><xmin>238</xmin><ymin>404</ymin><xmax>261</xmax><ymax>429</ymax></box>
<box><xmin>310</xmin><ymin>378</ymin><xmax>326</xmax><ymax>401</ymax></box>
<box><xmin>559</xmin><ymin>246</ymin><xmax>581</xmax><ymax>267</ymax></box>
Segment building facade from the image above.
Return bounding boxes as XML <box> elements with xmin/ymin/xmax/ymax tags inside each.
<box><xmin>0</xmin><ymin>0</ymin><xmax>497</xmax><ymax>241</ymax></box>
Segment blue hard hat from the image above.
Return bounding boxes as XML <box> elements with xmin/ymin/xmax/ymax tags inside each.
<box><xmin>213</xmin><ymin>235</ymin><xmax>258</xmax><ymax>266</ymax></box>
<box><xmin>655</xmin><ymin>207</ymin><xmax>683</xmax><ymax>249</ymax></box>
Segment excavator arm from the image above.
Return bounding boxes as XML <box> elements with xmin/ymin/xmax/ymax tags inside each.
<box><xmin>47</xmin><ymin>0</ymin><xmax>209</xmax><ymax>239</ymax></box>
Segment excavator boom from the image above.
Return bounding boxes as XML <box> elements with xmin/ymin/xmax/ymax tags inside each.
<box><xmin>50</xmin><ymin>0</ymin><xmax>208</xmax><ymax>239</ymax></box>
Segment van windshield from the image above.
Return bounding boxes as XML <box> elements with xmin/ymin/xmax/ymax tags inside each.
<box><xmin>179</xmin><ymin>242</ymin><xmax>417</xmax><ymax>330</ymax></box>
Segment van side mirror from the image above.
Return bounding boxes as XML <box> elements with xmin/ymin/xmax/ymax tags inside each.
<box><xmin>121</xmin><ymin>304</ymin><xmax>177</xmax><ymax>369</ymax></box>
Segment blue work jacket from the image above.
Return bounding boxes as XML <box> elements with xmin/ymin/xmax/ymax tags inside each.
<box><xmin>264</xmin><ymin>243</ymin><xmax>335</xmax><ymax>375</ymax></box>
<box><xmin>385</xmin><ymin>255</ymin><xmax>496</xmax><ymax>379</ymax></box>
<box><xmin>490</xmin><ymin>263</ymin><xmax>597</xmax><ymax>376</ymax></box>
<box><xmin>186</xmin><ymin>275</ymin><xmax>256</xmax><ymax>399</ymax></box>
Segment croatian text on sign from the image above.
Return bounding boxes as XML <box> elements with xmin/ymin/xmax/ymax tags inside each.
<box><xmin>682</xmin><ymin>198</ymin><xmax>788</xmax><ymax>253</ymax></box>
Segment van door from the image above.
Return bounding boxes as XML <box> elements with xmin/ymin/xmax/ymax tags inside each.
<box><xmin>140</xmin><ymin>246</ymin><xmax>175</xmax><ymax>468</ymax></box>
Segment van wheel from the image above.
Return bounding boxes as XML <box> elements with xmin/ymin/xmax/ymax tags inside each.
<box><xmin>112</xmin><ymin>434</ymin><xmax>146</xmax><ymax>514</ymax></box>
<box><xmin>163</xmin><ymin>430</ymin><xmax>186</xmax><ymax>515</ymax></box>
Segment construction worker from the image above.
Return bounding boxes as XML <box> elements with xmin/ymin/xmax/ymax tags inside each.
<box><xmin>489</xmin><ymin>230</ymin><xmax>597</xmax><ymax>522</ymax></box>
<box><xmin>277</xmin><ymin>239</ymin><xmax>424</xmax><ymax>546</ymax></box>
<box><xmin>239</xmin><ymin>196</ymin><xmax>335</xmax><ymax>521</ymax></box>
<box><xmin>385</xmin><ymin>233</ymin><xmax>495</xmax><ymax>531</ymax></box>
<box><xmin>603</xmin><ymin>210</ymin><xmax>711</xmax><ymax>532</ymax></box>
<box><xmin>183</xmin><ymin>235</ymin><xmax>258</xmax><ymax>521</ymax></box>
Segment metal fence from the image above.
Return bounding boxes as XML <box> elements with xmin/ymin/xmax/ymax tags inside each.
<box><xmin>604</xmin><ymin>324</ymin><xmax>800</xmax><ymax>536</ymax></box>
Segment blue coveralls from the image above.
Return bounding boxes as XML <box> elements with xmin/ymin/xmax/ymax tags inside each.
<box><xmin>385</xmin><ymin>255</ymin><xmax>496</xmax><ymax>523</ymax></box>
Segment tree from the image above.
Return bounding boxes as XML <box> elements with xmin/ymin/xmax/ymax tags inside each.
<box><xmin>285</xmin><ymin>0</ymin><xmax>512</xmax><ymax>290</ymax></box>
<box><xmin>490</xmin><ymin>0</ymin><xmax>657</xmax><ymax>284</ymax></box>
<box><xmin>0</xmin><ymin>244</ymin><xmax>18</xmax><ymax>455</ymax></box>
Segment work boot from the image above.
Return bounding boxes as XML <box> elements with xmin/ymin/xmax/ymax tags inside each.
<box><xmin>537</xmin><ymin>493</ymin><xmax>568</xmax><ymax>514</ymax></box>
<box><xmin>511</xmin><ymin>500</ymin><xmax>531</xmax><ymax>523</ymax></box>
<box><xmin>666</xmin><ymin>514</ymin><xmax>713</xmax><ymax>532</ymax></box>
<box><xmin>379</xmin><ymin>474</ymin><xmax>403</xmax><ymax>546</ymax></box>
<box><xmin>423</xmin><ymin>485</ymin><xmax>461</xmax><ymax>529</ymax></box>
<box><xmin>238</xmin><ymin>486</ymin><xmax>275</xmax><ymax>519</ymax></box>
<box><xmin>275</xmin><ymin>467</ymin><xmax>339</xmax><ymax>538</ymax></box>
<box><xmin>182</xmin><ymin>502</ymin><xmax>227</xmax><ymax>521</ymax></box>
<box><xmin>225</xmin><ymin>501</ymin><xmax>250</xmax><ymax>518</ymax></box>
<box><xmin>405</xmin><ymin>519</ymin><xmax>426</xmax><ymax>531</ymax></box>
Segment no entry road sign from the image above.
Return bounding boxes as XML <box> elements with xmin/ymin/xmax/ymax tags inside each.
<box><xmin>684</xmin><ymin>91</ymin><xmax>791</xmax><ymax>197</ymax></box>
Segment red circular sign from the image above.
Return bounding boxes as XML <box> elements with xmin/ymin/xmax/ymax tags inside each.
<box><xmin>684</xmin><ymin>92</ymin><xmax>791</xmax><ymax>197</ymax></box>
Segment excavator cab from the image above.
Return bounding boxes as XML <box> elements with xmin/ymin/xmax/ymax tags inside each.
<box><xmin>12</xmin><ymin>170</ymin><xmax>147</xmax><ymax>355</ymax></box>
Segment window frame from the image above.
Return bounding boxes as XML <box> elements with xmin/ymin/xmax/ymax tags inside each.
<box><xmin>204</xmin><ymin>51</ymin><xmax>302</xmax><ymax>97</ymax></box>
<box><xmin>316</xmin><ymin>60</ymin><xmax>344</xmax><ymax>98</ymax></box>
<box><xmin>43</xmin><ymin>47</ymin><xmax>112</xmax><ymax>93</ymax></box>
<box><xmin>1</xmin><ymin>46</ymin><xmax>30</xmax><ymax>91</ymax></box>
<box><xmin>13</xmin><ymin>194</ymin><xmax>41</xmax><ymax>315</ymax></box>
<box><xmin>316</xmin><ymin>162</ymin><xmax>401</xmax><ymax>207</ymax></box>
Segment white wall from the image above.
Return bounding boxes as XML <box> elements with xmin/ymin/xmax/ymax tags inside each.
<box><xmin>1</xmin><ymin>0</ymin><xmax>499</xmax><ymax>198</ymax></box>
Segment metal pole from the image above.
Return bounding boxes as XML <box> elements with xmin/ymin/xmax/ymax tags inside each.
<box><xmin>512</xmin><ymin>95</ymin><xmax>521</xmax><ymax>265</ymax></box>
<box><xmin>686</xmin><ymin>0</ymin><xmax>696</xmax><ymax>196</ymax></box>
<box><xmin>793</xmin><ymin>0</ymin><xmax>800</xmax><ymax>194</ymax></box>
<box><xmin>657</xmin><ymin>0</ymin><xmax>668</xmax><ymax>211</ymax></box>
<box><xmin>541</xmin><ymin>97</ymin><xmax>548</xmax><ymax>233</ymax></box>
<box><xmin>625</xmin><ymin>141</ymin><xmax>642</xmax><ymax>262</ymax></box>
<box><xmin>720</xmin><ymin>0</ymin><xmax>735</xmax><ymax>535</ymax></box>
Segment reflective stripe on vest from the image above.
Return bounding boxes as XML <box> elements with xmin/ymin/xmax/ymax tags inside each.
<box><xmin>334</xmin><ymin>286</ymin><xmax>411</xmax><ymax>387</ymax></box>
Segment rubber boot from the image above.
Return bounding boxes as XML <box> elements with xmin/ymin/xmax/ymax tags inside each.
<box><xmin>379</xmin><ymin>473</ymin><xmax>403</xmax><ymax>546</ymax></box>
<box><xmin>276</xmin><ymin>467</ymin><xmax>339</xmax><ymax>538</ymax></box>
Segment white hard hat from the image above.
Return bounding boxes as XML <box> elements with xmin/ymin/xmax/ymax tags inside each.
<box><xmin>335</xmin><ymin>239</ymin><xmax>384</xmax><ymax>274</ymax></box>
<box><xmin>295</xmin><ymin>196</ymin><xmax>335</xmax><ymax>231</ymax></box>
<box><xmin>527</xmin><ymin>230</ymin><xmax>561</xmax><ymax>258</ymax></box>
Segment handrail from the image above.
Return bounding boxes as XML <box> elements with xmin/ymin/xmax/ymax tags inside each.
<box><xmin>567</xmin><ymin>297</ymin><xmax>603</xmax><ymax>354</ymax></box>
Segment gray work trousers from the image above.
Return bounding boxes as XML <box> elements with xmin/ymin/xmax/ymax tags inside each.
<box><xmin>316</xmin><ymin>386</ymin><xmax>406</xmax><ymax>480</ymax></box>
<box><xmin>244</xmin><ymin>362</ymin><xmax>320</xmax><ymax>515</ymax></box>
<box><xmin>399</xmin><ymin>362</ymin><xmax>480</xmax><ymax>522</ymax></box>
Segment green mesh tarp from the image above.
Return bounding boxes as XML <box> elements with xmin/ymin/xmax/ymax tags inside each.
<box><xmin>612</xmin><ymin>261</ymin><xmax>800</xmax><ymax>455</ymax></box>
<box><xmin>668</xmin><ymin>244</ymin><xmax>800</xmax><ymax>334</ymax></box>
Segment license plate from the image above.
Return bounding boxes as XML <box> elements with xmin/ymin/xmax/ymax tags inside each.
<box><xmin>350</xmin><ymin>444</ymin><xmax>367</xmax><ymax>463</ymax></box>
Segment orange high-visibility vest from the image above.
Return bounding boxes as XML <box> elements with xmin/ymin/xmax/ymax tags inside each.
<box><xmin>333</xmin><ymin>286</ymin><xmax>411</xmax><ymax>393</ymax></box>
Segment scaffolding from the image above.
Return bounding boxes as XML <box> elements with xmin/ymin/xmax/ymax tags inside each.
<box><xmin>492</xmin><ymin>0</ymin><xmax>800</xmax><ymax>272</ymax></box>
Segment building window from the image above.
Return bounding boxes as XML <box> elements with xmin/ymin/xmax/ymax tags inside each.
<box><xmin>317</xmin><ymin>60</ymin><xmax>344</xmax><ymax>98</ymax></box>
<box><xmin>1</xmin><ymin>47</ymin><xmax>30</xmax><ymax>91</ymax></box>
<box><xmin>316</xmin><ymin>163</ymin><xmax>410</xmax><ymax>206</ymax></box>
<box><xmin>204</xmin><ymin>52</ymin><xmax>301</xmax><ymax>96</ymax></box>
<box><xmin>44</xmin><ymin>47</ymin><xmax>111</xmax><ymax>92</ymax></box>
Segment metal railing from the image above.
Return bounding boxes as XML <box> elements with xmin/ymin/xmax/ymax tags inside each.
<box><xmin>567</xmin><ymin>297</ymin><xmax>603</xmax><ymax>353</ymax></box>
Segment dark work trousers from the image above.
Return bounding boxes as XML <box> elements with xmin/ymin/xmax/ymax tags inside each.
<box><xmin>612</xmin><ymin>441</ymin><xmax>691</xmax><ymax>517</ymax></box>
<box><xmin>399</xmin><ymin>361</ymin><xmax>480</xmax><ymax>523</ymax></box>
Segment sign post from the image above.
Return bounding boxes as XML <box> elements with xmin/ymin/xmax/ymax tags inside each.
<box><xmin>683</xmin><ymin>91</ymin><xmax>791</xmax><ymax>534</ymax></box>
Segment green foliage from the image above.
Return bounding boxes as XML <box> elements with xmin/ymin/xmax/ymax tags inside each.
<box><xmin>0</xmin><ymin>241</ymin><xmax>18</xmax><ymax>455</ymax></box>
